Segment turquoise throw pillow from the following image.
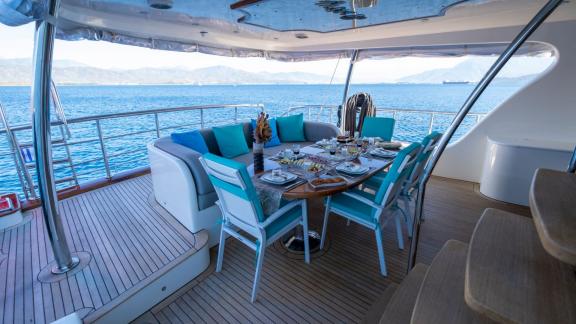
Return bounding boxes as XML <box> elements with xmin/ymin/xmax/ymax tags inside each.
<box><xmin>212</xmin><ymin>124</ymin><xmax>250</xmax><ymax>158</ymax></box>
<box><xmin>276</xmin><ymin>113</ymin><xmax>306</xmax><ymax>142</ymax></box>
<box><xmin>250</xmin><ymin>118</ymin><xmax>281</xmax><ymax>148</ymax></box>
<box><xmin>171</xmin><ymin>130</ymin><xmax>209</xmax><ymax>154</ymax></box>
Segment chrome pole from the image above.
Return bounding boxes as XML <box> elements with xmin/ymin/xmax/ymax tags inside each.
<box><xmin>31</xmin><ymin>0</ymin><xmax>79</xmax><ymax>274</ymax></box>
<box><xmin>407</xmin><ymin>0</ymin><xmax>564</xmax><ymax>271</ymax></box>
<box><xmin>338</xmin><ymin>50</ymin><xmax>359</xmax><ymax>129</ymax></box>
<box><xmin>568</xmin><ymin>146</ymin><xmax>576</xmax><ymax>173</ymax></box>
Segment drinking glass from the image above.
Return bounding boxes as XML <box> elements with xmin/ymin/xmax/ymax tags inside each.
<box><xmin>292</xmin><ymin>144</ymin><xmax>301</xmax><ymax>155</ymax></box>
<box><xmin>329</xmin><ymin>144</ymin><xmax>337</xmax><ymax>155</ymax></box>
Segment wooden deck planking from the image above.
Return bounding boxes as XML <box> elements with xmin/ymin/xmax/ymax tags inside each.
<box><xmin>140</xmin><ymin>176</ymin><xmax>529</xmax><ymax>324</ymax></box>
<box><xmin>0</xmin><ymin>175</ymin><xmax>200</xmax><ymax>324</ymax></box>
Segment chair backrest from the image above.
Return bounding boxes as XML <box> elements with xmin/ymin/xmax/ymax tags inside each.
<box><xmin>200</xmin><ymin>153</ymin><xmax>265</xmax><ymax>232</ymax></box>
<box><xmin>374</xmin><ymin>142</ymin><xmax>422</xmax><ymax>209</ymax></box>
<box><xmin>404</xmin><ymin>131</ymin><xmax>442</xmax><ymax>191</ymax></box>
<box><xmin>361</xmin><ymin>117</ymin><xmax>395</xmax><ymax>141</ymax></box>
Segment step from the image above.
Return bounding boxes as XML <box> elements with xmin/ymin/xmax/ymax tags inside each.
<box><xmin>364</xmin><ymin>283</ymin><xmax>398</xmax><ymax>324</ymax></box>
<box><xmin>529</xmin><ymin>168</ymin><xmax>576</xmax><ymax>265</ymax></box>
<box><xmin>465</xmin><ymin>208</ymin><xmax>576</xmax><ymax>324</ymax></box>
<box><xmin>379</xmin><ymin>263</ymin><xmax>428</xmax><ymax>324</ymax></box>
<box><xmin>411</xmin><ymin>240</ymin><xmax>494</xmax><ymax>324</ymax></box>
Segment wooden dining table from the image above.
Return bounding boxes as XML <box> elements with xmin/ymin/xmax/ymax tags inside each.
<box><xmin>249</xmin><ymin>144</ymin><xmax>399</xmax><ymax>254</ymax></box>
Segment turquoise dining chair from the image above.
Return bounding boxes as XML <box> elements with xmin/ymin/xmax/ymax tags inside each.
<box><xmin>399</xmin><ymin>132</ymin><xmax>442</xmax><ymax>227</ymax></box>
<box><xmin>320</xmin><ymin>143</ymin><xmax>421</xmax><ymax>276</ymax></box>
<box><xmin>200</xmin><ymin>153</ymin><xmax>310</xmax><ymax>302</ymax></box>
<box><xmin>361</xmin><ymin>117</ymin><xmax>396</xmax><ymax>141</ymax></box>
<box><xmin>363</xmin><ymin>132</ymin><xmax>442</xmax><ymax>237</ymax></box>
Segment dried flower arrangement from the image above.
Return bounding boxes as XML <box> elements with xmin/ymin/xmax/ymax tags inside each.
<box><xmin>254</xmin><ymin>112</ymin><xmax>272</xmax><ymax>144</ymax></box>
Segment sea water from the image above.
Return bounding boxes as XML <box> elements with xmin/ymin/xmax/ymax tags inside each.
<box><xmin>0</xmin><ymin>83</ymin><xmax>522</xmax><ymax>196</ymax></box>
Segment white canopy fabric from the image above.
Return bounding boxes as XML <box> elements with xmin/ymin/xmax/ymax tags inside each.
<box><xmin>0</xmin><ymin>0</ymin><xmax>557</xmax><ymax>61</ymax></box>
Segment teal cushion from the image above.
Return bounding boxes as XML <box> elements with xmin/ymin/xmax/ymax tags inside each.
<box><xmin>265</xmin><ymin>205</ymin><xmax>302</xmax><ymax>238</ymax></box>
<box><xmin>212</xmin><ymin>124</ymin><xmax>250</xmax><ymax>158</ymax></box>
<box><xmin>328</xmin><ymin>191</ymin><xmax>377</xmax><ymax>224</ymax></box>
<box><xmin>361</xmin><ymin>117</ymin><xmax>395</xmax><ymax>141</ymax></box>
<box><xmin>171</xmin><ymin>130</ymin><xmax>209</xmax><ymax>154</ymax></box>
<box><xmin>250</xmin><ymin>118</ymin><xmax>281</xmax><ymax>148</ymax></box>
<box><xmin>276</xmin><ymin>113</ymin><xmax>306</xmax><ymax>142</ymax></box>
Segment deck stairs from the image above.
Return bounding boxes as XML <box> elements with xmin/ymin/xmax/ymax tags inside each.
<box><xmin>0</xmin><ymin>81</ymin><xmax>78</xmax><ymax>199</ymax></box>
<box><xmin>372</xmin><ymin>168</ymin><xmax>576</xmax><ymax>324</ymax></box>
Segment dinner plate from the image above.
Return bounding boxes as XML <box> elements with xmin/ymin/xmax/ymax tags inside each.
<box><xmin>336</xmin><ymin>163</ymin><xmax>369</xmax><ymax>175</ymax></box>
<box><xmin>370</xmin><ymin>148</ymin><xmax>398</xmax><ymax>158</ymax></box>
<box><xmin>260</xmin><ymin>172</ymin><xmax>298</xmax><ymax>185</ymax></box>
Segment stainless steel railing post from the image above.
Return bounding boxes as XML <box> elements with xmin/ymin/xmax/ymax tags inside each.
<box><xmin>428</xmin><ymin>114</ymin><xmax>435</xmax><ymax>134</ymax></box>
<box><xmin>407</xmin><ymin>0</ymin><xmax>564</xmax><ymax>271</ymax></box>
<box><xmin>96</xmin><ymin>120</ymin><xmax>111</xmax><ymax>179</ymax></box>
<box><xmin>154</xmin><ymin>113</ymin><xmax>160</xmax><ymax>138</ymax></box>
<box><xmin>338</xmin><ymin>50</ymin><xmax>359</xmax><ymax>129</ymax></box>
<box><xmin>31</xmin><ymin>0</ymin><xmax>79</xmax><ymax>274</ymax></box>
<box><xmin>200</xmin><ymin>109</ymin><xmax>205</xmax><ymax>128</ymax></box>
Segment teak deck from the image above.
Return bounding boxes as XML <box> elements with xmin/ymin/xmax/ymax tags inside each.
<box><xmin>0</xmin><ymin>175</ymin><xmax>530</xmax><ymax>324</ymax></box>
<box><xmin>137</xmin><ymin>176</ymin><xmax>530</xmax><ymax>324</ymax></box>
<box><xmin>0</xmin><ymin>176</ymin><xmax>201</xmax><ymax>324</ymax></box>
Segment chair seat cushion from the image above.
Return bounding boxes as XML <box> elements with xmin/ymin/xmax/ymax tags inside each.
<box><xmin>213</xmin><ymin>124</ymin><xmax>250</xmax><ymax>158</ymax></box>
<box><xmin>265</xmin><ymin>205</ymin><xmax>302</xmax><ymax>238</ymax></box>
<box><xmin>328</xmin><ymin>191</ymin><xmax>376</xmax><ymax>224</ymax></box>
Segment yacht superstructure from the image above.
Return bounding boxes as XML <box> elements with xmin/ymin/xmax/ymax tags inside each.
<box><xmin>0</xmin><ymin>0</ymin><xmax>575</xmax><ymax>323</ymax></box>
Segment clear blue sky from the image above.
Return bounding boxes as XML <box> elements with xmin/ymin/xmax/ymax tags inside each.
<box><xmin>0</xmin><ymin>23</ymin><xmax>553</xmax><ymax>83</ymax></box>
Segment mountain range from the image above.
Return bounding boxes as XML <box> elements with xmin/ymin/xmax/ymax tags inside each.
<box><xmin>397</xmin><ymin>57</ymin><xmax>552</xmax><ymax>84</ymax></box>
<box><xmin>0</xmin><ymin>59</ymin><xmax>332</xmax><ymax>85</ymax></box>
<box><xmin>0</xmin><ymin>57</ymin><xmax>552</xmax><ymax>86</ymax></box>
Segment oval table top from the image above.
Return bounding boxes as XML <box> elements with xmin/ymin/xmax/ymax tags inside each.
<box><xmin>249</xmin><ymin>147</ymin><xmax>395</xmax><ymax>200</ymax></box>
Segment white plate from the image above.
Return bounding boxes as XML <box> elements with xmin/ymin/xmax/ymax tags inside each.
<box><xmin>260</xmin><ymin>172</ymin><xmax>298</xmax><ymax>185</ymax></box>
<box><xmin>336</xmin><ymin>163</ymin><xmax>369</xmax><ymax>175</ymax></box>
<box><xmin>315</xmin><ymin>140</ymin><xmax>330</xmax><ymax>146</ymax></box>
<box><xmin>370</xmin><ymin>149</ymin><xmax>397</xmax><ymax>158</ymax></box>
<box><xmin>277</xmin><ymin>152</ymin><xmax>306</xmax><ymax>160</ymax></box>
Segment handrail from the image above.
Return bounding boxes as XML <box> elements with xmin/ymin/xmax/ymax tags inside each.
<box><xmin>0</xmin><ymin>103</ymin><xmax>264</xmax><ymax>134</ymax></box>
<box><xmin>283</xmin><ymin>104</ymin><xmax>486</xmax><ymax>135</ymax></box>
<box><xmin>407</xmin><ymin>0</ymin><xmax>564</xmax><ymax>271</ymax></box>
<box><xmin>0</xmin><ymin>103</ymin><xmax>264</xmax><ymax>199</ymax></box>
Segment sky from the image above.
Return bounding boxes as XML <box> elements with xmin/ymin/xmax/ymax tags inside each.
<box><xmin>0</xmin><ymin>24</ymin><xmax>552</xmax><ymax>83</ymax></box>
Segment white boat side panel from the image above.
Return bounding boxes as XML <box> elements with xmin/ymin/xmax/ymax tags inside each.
<box><xmin>434</xmin><ymin>20</ymin><xmax>576</xmax><ymax>188</ymax></box>
<box><xmin>147</xmin><ymin>142</ymin><xmax>222</xmax><ymax>247</ymax></box>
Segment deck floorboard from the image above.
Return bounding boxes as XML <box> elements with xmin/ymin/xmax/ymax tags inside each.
<box><xmin>138</xmin><ymin>176</ymin><xmax>529</xmax><ymax>324</ymax></box>
<box><xmin>0</xmin><ymin>176</ymin><xmax>199</xmax><ymax>324</ymax></box>
<box><xmin>0</xmin><ymin>175</ymin><xmax>529</xmax><ymax>323</ymax></box>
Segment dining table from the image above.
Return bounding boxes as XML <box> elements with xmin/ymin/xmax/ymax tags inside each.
<box><xmin>249</xmin><ymin>141</ymin><xmax>402</xmax><ymax>255</ymax></box>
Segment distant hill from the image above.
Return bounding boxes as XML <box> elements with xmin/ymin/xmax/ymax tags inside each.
<box><xmin>397</xmin><ymin>57</ymin><xmax>553</xmax><ymax>84</ymax></box>
<box><xmin>0</xmin><ymin>59</ymin><xmax>332</xmax><ymax>85</ymax></box>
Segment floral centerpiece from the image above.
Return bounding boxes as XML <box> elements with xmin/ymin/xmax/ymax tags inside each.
<box><xmin>253</xmin><ymin>112</ymin><xmax>272</xmax><ymax>172</ymax></box>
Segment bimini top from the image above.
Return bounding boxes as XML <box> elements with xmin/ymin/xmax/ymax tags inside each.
<box><xmin>1</xmin><ymin>0</ymin><xmax>575</xmax><ymax>60</ymax></box>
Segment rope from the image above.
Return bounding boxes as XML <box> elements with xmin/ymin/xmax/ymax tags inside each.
<box><xmin>342</xmin><ymin>92</ymin><xmax>376</xmax><ymax>135</ymax></box>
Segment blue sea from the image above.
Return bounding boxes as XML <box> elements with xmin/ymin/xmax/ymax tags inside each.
<box><xmin>0</xmin><ymin>83</ymin><xmax>521</xmax><ymax>196</ymax></box>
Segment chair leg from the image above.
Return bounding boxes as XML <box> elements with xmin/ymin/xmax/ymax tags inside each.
<box><xmin>374</xmin><ymin>226</ymin><xmax>388</xmax><ymax>276</ymax></box>
<box><xmin>394</xmin><ymin>211</ymin><xmax>405</xmax><ymax>250</ymax></box>
<box><xmin>251</xmin><ymin>242</ymin><xmax>266</xmax><ymax>303</ymax></box>
<box><xmin>216</xmin><ymin>226</ymin><xmax>227</xmax><ymax>272</ymax></box>
<box><xmin>320</xmin><ymin>197</ymin><xmax>331</xmax><ymax>250</ymax></box>
<box><xmin>302</xmin><ymin>201</ymin><xmax>311</xmax><ymax>264</ymax></box>
<box><xmin>401</xmin><ymin>195</ymin><xmax>413</xmax><ymax>238</ymax></box>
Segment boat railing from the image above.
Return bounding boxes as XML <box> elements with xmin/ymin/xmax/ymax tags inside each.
<box><xmin>0</xmin><ymin>104</ymin><xmax>264</xmax><ymax>198</ymax></box>
<box><xmin>1</xmin><ymin>102</ymin><xmax>485</xmax><ymax>199</ymax></box>
<box><xmin>283</xmin><ymin>104</ymin><xmax>487</xmax><ymax>135</ymax></box>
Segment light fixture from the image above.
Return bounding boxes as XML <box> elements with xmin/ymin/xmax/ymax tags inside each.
<box><xmin>148</xmin><ymin>0</ymin><xmax>173</xmax><ymax>10</ymax></box>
